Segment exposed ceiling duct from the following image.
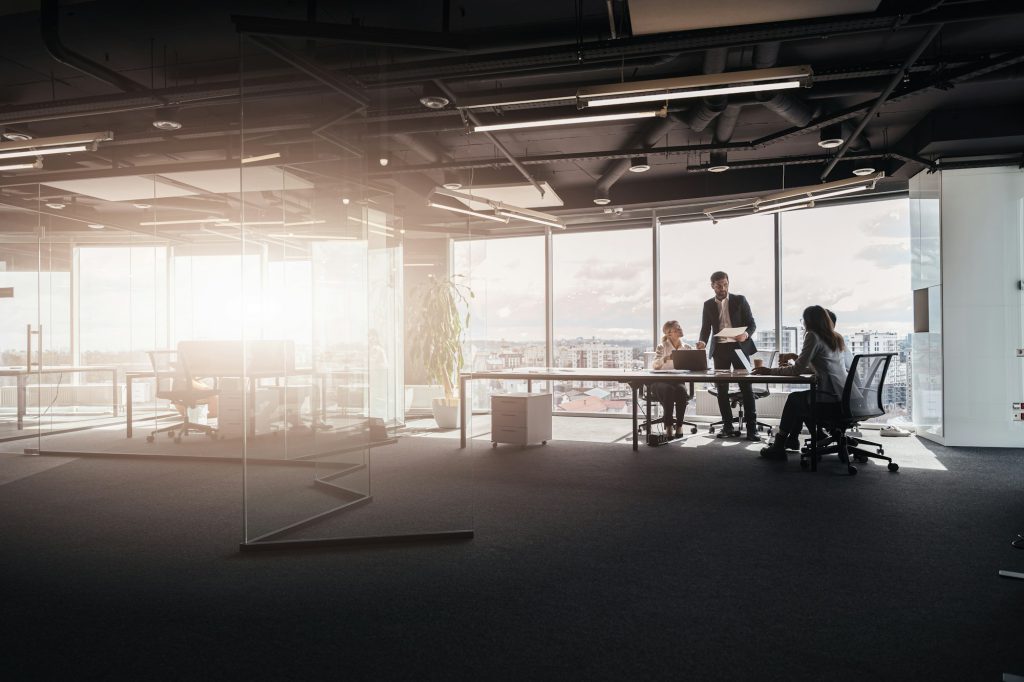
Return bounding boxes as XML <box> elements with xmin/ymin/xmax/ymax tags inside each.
<box><xmin>593</xmin><ymin>116</ymin><xmax>678</xmax><ymax>205</ymax></box>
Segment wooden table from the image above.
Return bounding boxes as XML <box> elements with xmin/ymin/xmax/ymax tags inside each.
<box><xmin>0</xmin><ymin>365</ymin><xmax>118</xmax><ymax>430</ymax></box>
<box><xmin>459</xmin><ymin>368</ymin><xmax>823</xmax><ymax>470</ymax></box>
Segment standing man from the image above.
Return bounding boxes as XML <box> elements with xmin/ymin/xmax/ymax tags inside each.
<box><xmin>696</xmin><ymin>271</ymin><xmax>760</xmax><ymax>441</ymax></box>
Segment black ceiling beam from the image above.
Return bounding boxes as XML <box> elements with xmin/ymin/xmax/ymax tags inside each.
<box><xmin>343</xmin><ymin>1</ymin><xmax>1024</xmax><ymax>85</ymax></box>
<box><xmin>244</xmin><ymin>35</ymin><xmax>370</xmax><ymax>109</ymax></box>
<box><xmin>232</xmin><ymin>15</ymin><xmax>468</xmax><ymax>53</ymax></box>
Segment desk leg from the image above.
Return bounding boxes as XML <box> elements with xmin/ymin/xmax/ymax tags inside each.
<box><xmin>809</xmin><ymin>382</ymin><xmax>818</xmax><ymax>472</ymax></box>
<box><xmin>527</xmin><ymin>379</ymin><xmax>532</xmax><ymax>393</ymax></box>
<box><xmin>16</xmin><ymin>374</ymin><xmax>26</xmax><ymax>430</ymax></box>
<box><xmin>111</xmin><ymin>370</ymin><xmax>119</xmax><ymax>418</ymax></box>
<box><xmin>126</xmin><ymin>377</ymin><xmax>134</xmax><ymax>438</ymax></box>
<box><xmin>632</xmin><ymin>384</ymin><xmax>639</xmax><ymax>451</ymax></box>
<box><xmin>459</xmin><ymin>375</ymin><xmax>468</xmax><ymax>449</ymax></box>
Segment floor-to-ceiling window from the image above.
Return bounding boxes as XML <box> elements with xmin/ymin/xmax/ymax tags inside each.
<box><xmin>552</xmin><ymin>227</ymin><xmax>651</xmax><ymax>414</ymax></box>
<box><xmin>780</xmin><ymin>197</ymin><xmax>912</xmax><ymax>424</ymax></box>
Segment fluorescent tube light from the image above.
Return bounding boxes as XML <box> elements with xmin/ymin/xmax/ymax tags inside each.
<box><xmin>0</xmin><ymin>145</ymin><xmax>88</xmax><ymax>160</ymax></box>
<box><xmin>0</xmin><ymin>131</ymin><xmax>112</xmax><ymax>160</ymax></box>
<box><xmin>755</xmin><ymin>185</ymin><xmax>868</xmax><ymax>212</ymax></box>
<box><xmin>472</xmin><ymin>109</ymin><xmax>663</xmax><ymax>133</ymax></box>
<box><xmin>0</xmin><ymin>160</ymin><xmax>43</xmax><ymax>171</ymax></box>
<box><xmin>495</xmin><ymin>210</ymin><xmax>564</xmax><ymax>229</ymax></box>
<box><xmin>267</xmin><ymin>233</ymin><xmax>355</xmax><ymax>240</ymax></box>
<box><xmin>579</xmin><ymin>65</ymin><xmax>811</xmax><ymax>100</ymax></box>
<box><xmin>139</xmin><ymin>218</ymin><xmax>231</xmax><ymax>226</ymax></box>
<box><xmin>427</xmin><ymin>200</ymin><xmax>509</xmax><ymax>223</ymax></box>
<box><xmin>403</xmin><ymin>263</ymin><xmax>436</xmax><ymax>267</ymax></box>
<box><xmin>756</xmin><ymin>201</ymin><xmax>815</xmax><ymax>216</ymax></box>
<box><xmin>241</xmin><ymin>152</ymin><xmax>281</xmax><ymax>163</ymax></box>
<box><xmin>585</xmin><ymin>80</ymin><xmax>800</xmax><ymax>108</ymax></box>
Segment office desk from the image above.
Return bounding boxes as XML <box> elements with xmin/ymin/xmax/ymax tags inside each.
<box><xmin>459</xmin><ymin>368</ymin><xmax>822</xmax><ymax>470</ymax></box>
<box><xmin>0</xmin><ymin>365</ymin><xmax>119</xmax><ymax>430</ymax></box>
<box><xmin>124</xmin><ymin>369</ymin><xmax>328</xmax><ymax>438</ymax></box>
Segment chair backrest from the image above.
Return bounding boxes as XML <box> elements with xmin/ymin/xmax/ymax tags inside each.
<box><xmin>148</xmin><ymin>350</ymin><xmax>189</xmax><ymax>397</ymax></box>
<box><xmin>842</xmin><ymin>353</ymin><xmax>895</xmax><ymax>421</ymax></box>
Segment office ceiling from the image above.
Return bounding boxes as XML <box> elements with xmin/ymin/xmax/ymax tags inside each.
<box><xmin>0</xmin><ymin>0</ymin><xmax>1022</xmax><ymax>239</ymax></box>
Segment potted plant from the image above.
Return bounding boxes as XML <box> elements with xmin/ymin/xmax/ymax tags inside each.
<box><xmin>413</xmin><ymin>273</ymin><xmax>473</xmax><ymax>428</ymax></box>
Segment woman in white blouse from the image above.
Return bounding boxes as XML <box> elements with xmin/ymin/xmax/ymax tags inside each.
<box><xmin>651</xmin><ymin>320</ymin><xmax>693</xmax><ymax>437</ymax></box>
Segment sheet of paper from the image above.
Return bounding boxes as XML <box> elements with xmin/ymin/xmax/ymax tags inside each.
<box><xmin>715</xmin><ymin>326</ymin><xmax>747</xmax><ymax>339</ymax></box>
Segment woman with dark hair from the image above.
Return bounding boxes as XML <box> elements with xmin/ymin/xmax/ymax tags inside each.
<box><xmin>753</xmin><ymin>305</ymin><xmax>849</xmax><ymax>459</ymax></box>
<box><xmin>650</xmin><ymin>320</ymin><xmax>692</xmax><ymax>438</ymax></box>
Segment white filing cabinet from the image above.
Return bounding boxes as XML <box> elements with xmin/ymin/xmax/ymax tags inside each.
<box><xmin>490</xmin><ymin>393</ymin><xmax>552</xmax><ymax>447</ymax></box>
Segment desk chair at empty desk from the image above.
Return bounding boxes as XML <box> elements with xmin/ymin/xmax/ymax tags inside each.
<box><xmin>125</xmin><ymin>340</ymin><xmax>327</xmax><ymax>438</ymax></box>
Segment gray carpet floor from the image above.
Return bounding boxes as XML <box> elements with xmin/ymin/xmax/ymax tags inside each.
<box><xmin>1</xmin><ymin>431</ymin><xmax>1022</xmax><ymax>681</ymax></box>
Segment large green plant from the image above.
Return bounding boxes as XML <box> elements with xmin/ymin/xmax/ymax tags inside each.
<box><xmin>413</xmin><ymin>274</ymin><xmax>473</xmax><ymax>404</ymax></box>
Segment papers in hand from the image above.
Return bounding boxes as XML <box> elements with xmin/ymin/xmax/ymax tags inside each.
<box><xmin>714</xmin><ymin>326</ymin><xmax>747</xmax><ymax>340</ymax></box>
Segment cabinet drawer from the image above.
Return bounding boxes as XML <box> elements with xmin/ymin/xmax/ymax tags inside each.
<box><xmin>492</xmin><ymin>425</ymin><xmax>527</xmax><ymax>443</ymax></box>
<box><xmin>491</xmin><ymin>409</ymin><xmax>526</xmax><ymax>428</ymax></box>
<box><xmin>491</xmin><ymin>396</ymin><xmax>526</xmax><ymax>411</ymax></box>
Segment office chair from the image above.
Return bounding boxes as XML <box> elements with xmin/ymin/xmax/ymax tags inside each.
<box><xmin>632</xmin><ymin>380</ymin><xmax>698</xmax><ymax>445</ymax></box>
<box><xmin>146</xmin><ymin>350</ymin><xmax>221</xmax><ymax>444</ymax></box>
<box><xmin>708</xmin><ymin>350</ymin><xmax>777</xmax><ymax>436</ymax></box>
<box><xmin>800</xmin><ymin>352</ymin><xmax>899</xmax><ymax>475</ymax></box>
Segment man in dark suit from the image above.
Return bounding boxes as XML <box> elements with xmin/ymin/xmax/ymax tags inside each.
<box><xmin>696</xmin><ymin>271</ymin><xmax>760</xmax><ymax>441</ymax></box>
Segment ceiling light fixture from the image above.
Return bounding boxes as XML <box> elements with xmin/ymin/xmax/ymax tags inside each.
<box><xmin>379</xmin><ymin>157</ymin><xmax>389</xmax><ymax>167</ymax></box>
<box><xmin>593</xmin><ymin>187</ymin><xmax>611</xmax><ymax>206</ymax></box>
<box><xmin>0</xmin><ymin>159</ymin><xmax>43</xmax><ymax>171</ymax></box>
<box><xmin>44</xmin><ymin>202</ymin><xmax>66</xmax><ymax>210</ymax></box>
<box><xmin>852</xmin><ymin>167</ymin><xmax>876</xmax><ymax>176</ymax></box>
<box><xmin>818</xmin><ymin>124</ymin><xmax>844</xmax><ymax>149</ymax></box>
<box><xmin>153</xmin><ymin>108</ymin><xmax>182</xmax><ymax>131</ymax></box>
<box><xmin>755</xmin><ymin>201</ymin><xmax>815</xmax><ymax>216</ymax></box>
<box><xmin>133</xmin><ymin>203</ymin><xmax>152</xmax><ymax>209</ymax></box>
<box><xmin>87</xmin><ymin>223</ymin><xmax>104</xmax><ymax>230</ymax></box>
<box><xmin>342</xmin><ymin>197</ymin><xmax>351</xmax><ymax>205</ymax></box>
<box><xmin>707</xmin><ymin>150</ymin><xmax>730</xmax><ymax>173</ymax></box>
<box><xmin>267</xmin><ymin>233</ymin><xmax>355</xmax><ymax>240</ymax></box>
<box><xmin>0</xmin><ymin>131</ymin><xmax>112</xmax><ymax>160</ymax></box>
<box><xmin>472</xmin><ymin>107</ymin><xmax>665</xmax><ymax>133</ymax></box>
<box><xmin>578</xmin><ymin>65</ymin><xmax>812</xmax><ymax>108</ymax></box>
<box><xmin>628</xmin><ymin>156</ymin><xmax>650</xmax><ymax>173</ymax></box>
<box><xmin>429</xmin><ymin>187</ymin><xmax>564</xmax><ymax>228</ymax></box>
<box><xmin>139</xmin><ymin>217</ymin><xmax>231</xmax><ymax>226</ymax></box>
<box><xmin>241</xmin><ymin>152</ymin><xmax>281</xmax><ymax>164</ymax></box>
<box><xmin>1</xmin><ymin>131</ymin><xmax>33</xmax><ymax>141</ymax></box>
<box><xmin>442</xmin><ymin>171</ymin><xmax>464</xmax><ymax>190</ymax></box>
<box><xmin>427</xmin><ymin>201</ymin><xmax>510</xmax><ymax>223</ymax></box>
<box><xmin>755</xmin><ymin>186</ymin><xmax>867</xmax><ymax>212</ymax></box>
<box><xmin>701</xmin><ymin>172</ymin><xmax>884</xmax><ymax>221</ymax></box>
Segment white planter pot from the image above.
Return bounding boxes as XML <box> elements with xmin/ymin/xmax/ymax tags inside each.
<box><xmin>431</xmin><ymin>398</ymin><xmax>460</xmax><ymax>429</ymax></box>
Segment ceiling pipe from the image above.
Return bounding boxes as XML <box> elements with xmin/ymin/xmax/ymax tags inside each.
<box><xmin>594</xmin><ymin>116</ymin><xmax>677</xmax><ymax>203</ymax></box>
<box><xmin>682</xmin><ymin>47</ymin><xmax>729</xmax><ymax>132</ymax></box>
<box><xmin>40</xmin><ymin>0</ymin><xmax>150</xmax><ymax>94</ymax></box>
<box><xmin>821</xmin><ymin>23</ymin><xmax>945</xmax><ymax>180</ymax></box>
<box><xmin>751</xmin><ymin>40</ymin><xmax>815</xmax><ymax>127</ymax></box>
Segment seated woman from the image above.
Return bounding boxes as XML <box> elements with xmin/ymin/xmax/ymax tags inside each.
<box><xmin>650</xmin><ymin>320</ymin><xmax>693</xmax><ymax>438</ymax></box>
<box><xmin>753</xmin><ymin>305</ymin><xmax>849</xmax><ymax>459</ymax></box>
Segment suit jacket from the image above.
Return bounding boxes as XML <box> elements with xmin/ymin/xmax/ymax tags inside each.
<box><xmin>699</xmin><ymin>294</ymin><xmax>758</xmax><ymax>356</ymax></box>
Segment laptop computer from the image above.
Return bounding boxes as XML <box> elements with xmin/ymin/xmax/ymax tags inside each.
<box><xmin>672</xmin><ymin>349</ymin><xmax>708</xmax><ymax>371</ymax></box>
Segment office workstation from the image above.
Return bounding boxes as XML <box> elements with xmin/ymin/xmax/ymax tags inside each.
<box><xmin>1</xmin><ymin>2</ymin><xmax>1023</xmax><ymax>679</ymax></box>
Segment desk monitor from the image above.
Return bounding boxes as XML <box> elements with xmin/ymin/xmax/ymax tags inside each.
<box><xmin>671</xmin><ymin>349</ymin><xmax>708</xmax><ymax>371</ymax></box>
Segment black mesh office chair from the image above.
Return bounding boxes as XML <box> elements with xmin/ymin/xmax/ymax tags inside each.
<box><xmin>708</xmin><ymin>350</ymin><xmax>777</xmax><ymax>436</ymax></box>
<box><xmin>632</xmin><ymin>380</ymin><xmax>698</xmax><ymax>445</ymax></box>
<box><xmin>800</xmin><ymin>352</ymin><xmax>899</xmax><ymax>475</ymax></box>
<box><xmin>146</xmin><ymin>350</ymin><xmax>221</xmax><ymax>444</ymax></box>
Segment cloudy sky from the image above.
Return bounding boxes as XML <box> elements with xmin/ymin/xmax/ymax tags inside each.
<box><xmin>455</xmin><ymin>197</ymin><xmax>911</xmax><ymax>344</ymax></box>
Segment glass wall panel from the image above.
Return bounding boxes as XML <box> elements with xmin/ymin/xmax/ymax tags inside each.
<box><xmin>239</xmin><ymin>35</ymin><xmax>463</xmax><ymax>548</ymax></box>
<box><xmin>781</xmin><ymin>198</ymin><xmax>912</xmax><ymax>424</ymax></box>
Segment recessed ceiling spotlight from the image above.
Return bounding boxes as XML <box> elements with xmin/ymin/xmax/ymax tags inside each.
<box><xmin>2</xmin><ymin>131</ymin><xmax>33</xmax><ymax>141</ymax></box>
<box><xmin>442</xmin><ymin>171</ymin><xmax>463</xmax><ymax>190</ymax></box>
<box><xmin>379</xmin><ymin>157</ymin><xmax>389</xmax><ymax>167</ymax></box>
<box><xmin>593</xmin><ymin>197</ymin><xmax>611</xmax><ymax>206</ymax></box>
<box><xmin>852</xmin><ymin>167</ymin><xmax>876</xmax><ymax>176</ymax></box>
<box><xmin>419</xmin><ymin>83</ymin><xmax>451</xmax><ymax>110</ymax></box>
<box><xmin>342</xmin><ymin>197</ymin><xmax>351</xmax><ymax>205</ymax></box>
<box><xmin>153</xmin><ymin>118</ymin><xmax>182</xmax><ymax>131</ymax></box>
<box><xmin>707</xmin><ymin>150</ymin><xmax>730</xmax><ymax>173</ymax></box>
<box><xmin>45</xmin><ymin>202</ymin><xmax>66</xmax><ymax>210</ymax></box>
<box><xmin>133</xmin><ymin>203</ymin><xmax>152</xmax><ymax>209</ymax></box>
<box><xmin>628</xmin><ymin>156</ymin><xmax>651</xmax><ymax>173</ymax></box>
<box><xmin>818</xmin><ymin>123</ymin><xmax>844</xmax><ymax>149</ymax></box>
<box><xmin>87</xmin><ymin>223</ymin><xmax>104</xmax><ymax>230</ymax></box>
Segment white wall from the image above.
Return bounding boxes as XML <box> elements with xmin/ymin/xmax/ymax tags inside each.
<box><xmin>939</xmin><ymin>167</ymin><xmax>1024</xmax><ymax>447</ymax></box>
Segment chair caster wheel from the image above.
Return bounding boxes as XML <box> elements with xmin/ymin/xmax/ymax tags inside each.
<box><xmin>879</xmin><ymin>448</ymin><xmax>885</xmax><ymax>456</ymax></box>
<box><xmin>854</xmin><ymin>454</ymin><xmax>868</xmax><ymax>464</ymax></box>
<box><xmin>541</xmin><ymin>440</ymin><xmax>547</xmax><ymax>445</ymax></box>
<box><xmin>847</xmin><ymin>465</ymin><xmax>858</xmax><ymax>475</ymax></box>
<box><xmin>690</xmin><ymin>427</ymin><xmax>698</xmax><ymax>434</ymax></box>
<box><xmin>708</xmin><ymin>428</ymin><xmax>715</xmax><ymax>434</ymax></box>
<box><xmin>491</xmin><ymin>442</ymin><xmax>497</xmax><ymax>448</ymax></box>
<box><xmin>146</xmin><ymin>435</ymin><xmax>154</xmax><ymax>443</ymax></box>
<box><xmin>888</xmin><ymin>462</ymin><xmax>899</xmax><ymax>472</ymax></box>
